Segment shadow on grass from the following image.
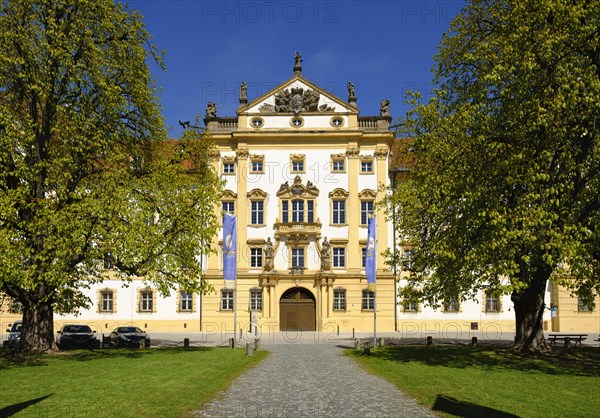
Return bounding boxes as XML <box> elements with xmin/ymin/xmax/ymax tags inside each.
<box><xmin>432</xmin><ymin>394</ymin><xmax>519</xmax><ymax>418</ymax></box>
<box><xmin>0</xmin><ymin>394</ymin><xmax>52</xmax><ymax>416</ymax></box>
<box><xmin>356</xmin><ymin>345</ymin><xmax>600</xmax><ymax>377</ymax></box>
<box><xmin>0</xmin><ymin>346</ymin><xmax>215</xmax><ymax>370</ymax></box>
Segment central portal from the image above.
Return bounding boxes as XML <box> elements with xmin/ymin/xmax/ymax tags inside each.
<box><xmin>279</xmin><ymin>287</ymin><xmax>316</xmax><ymax>331</ymax></box>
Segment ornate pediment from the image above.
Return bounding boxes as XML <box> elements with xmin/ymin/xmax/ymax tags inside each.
<box><xmin>277</xmin><ymin>175</ymin><xmax>319</xmax><ymax>197</ymax></box>
<box><xmin>258</xmin><ymin>87</ymin><xmax>334</xmax><ymax>114</ymax></box>
<box><xmin>221</xmin><ymin>190</ymin><xmax>237</xmax><ymax>200</ymax></box>
<box><xmin>247</xmin><ymin>189</ymin><xmax>267</xmax><ymax>199</ymax></box>
<box><xmin>358</xmin><ymin>189</ymin><xmax>377</xmax><ymax>199</ymax></box>
<box><xmin>329</xmin><ymin>188</ymin><xmax>349</xmax><ymax>199</ymax></box>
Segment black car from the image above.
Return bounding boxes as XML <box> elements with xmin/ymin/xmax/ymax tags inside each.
<box><xmin>57</xmin><ymin>324</ymin><xmax>100</xmax><ymax>349</ymax></box>
<box><xmin>109</xmin><ymin>327</ymin><xmax>150</xmax><ymax>348</ymax></box>
<box><xmin>3</xmin><ymin>320</ymin><xmax>22</xmax><ymax>349</ymax></box>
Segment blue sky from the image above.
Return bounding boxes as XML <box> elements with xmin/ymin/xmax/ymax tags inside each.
<box><xmin>125</xmin><ymin>1</ymin><xmax>464</xmax><ymax>137</ymax></box>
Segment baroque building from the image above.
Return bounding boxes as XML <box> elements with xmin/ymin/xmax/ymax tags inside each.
<box><xmin>201</xmin><ymin>57</ymin><xmax>395</xmax><ymax>334</ymax></box>
<box><xmin>1</xmin><ymin>56</ymin><xmax>598</xmax><ymax>338</ymax></box>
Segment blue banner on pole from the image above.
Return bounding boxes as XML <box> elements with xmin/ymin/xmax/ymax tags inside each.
<box><xmin>223</xmin><ymin>213</ymin><xmax>237</xmax><ymax>281</ymax></box>
<box><xmin>366</xmin><ymin>217</ymin><xmax>376</xmax><ymax>286</ymax></box>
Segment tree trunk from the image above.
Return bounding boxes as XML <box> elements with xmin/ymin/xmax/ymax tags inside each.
<box><xmin>20</xmin><ymin>300</ymin><xmax>56</xmax><ymax>353</ymax></box>
<box><xmin>512</xmin><ymin>267</ymin><xmax>550</xmax><ymax>352</ymax></box>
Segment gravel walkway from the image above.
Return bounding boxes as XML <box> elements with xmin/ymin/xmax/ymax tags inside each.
<box><xmin>194</xmin><ymin>340</ymin><xmax>436</xmax><ymax>418</ymax></box>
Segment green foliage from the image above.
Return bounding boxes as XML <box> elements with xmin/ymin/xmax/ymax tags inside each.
<box><xmin>0</xmin><ymin>0</ymin><xmax>222</xmax><ymax>316</ymax></box>
<box><xmin>389</xmin><ymin>0</ymin><xmax>600</xmax><ymax>306</ymax></box>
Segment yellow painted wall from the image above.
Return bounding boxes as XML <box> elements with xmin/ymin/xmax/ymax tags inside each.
<box><xmin>551</xmin><ymin>282</ymin><xmax>600</xmax><ymax>333</ymax></box>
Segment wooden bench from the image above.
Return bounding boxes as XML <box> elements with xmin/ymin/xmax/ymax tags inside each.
<box><xmin>548</xmin><ymin>334</ymin><xmax>587</xmax><ymax>347</ymax></box>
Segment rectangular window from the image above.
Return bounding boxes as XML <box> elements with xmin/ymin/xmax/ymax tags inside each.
<box><xmin>180</xmin><ymin>291</ymin><xmax>193</xmax><ymax>311</ymax></box>
<box><xmin>146</xmin><ymin>211</ymin><xmax>157</xmax><ymax>226</ymax></box>
<box><xmin>101</xmin><ymin>291</ymin><xmax>113</xmax><ymax>312</ymax></box>
<box><xmin>360</xmin><ymin>201</ymin><xmax>374</xmax><ymax>225</ymax></box>
<box><xmin>404</xmin><ymin>301</ymin><xmax>418</xmax><ymax>312</ymax></box>
<box><xmin>291</xmin><ymin>248</ymin><xmax>305</xmax><ymax>268</ymax></box>
<box><xmin>292</xmin><ymin>161</ymin><xmax>304</xmax><ymax>173</ymax></box>
<box><xmin>223</xmin><ymin>163</ymin><xmax>235</xmax><ymax>174</ymax></box>
<box><xmin>102</xmin><ymin>253</ymin><xmax>114</xmax><ymax>270</ymax></box>
<box><xmin>292</xmin><ymin>199</ymin><xmax>304</xmax><ymax>222</ymax></box>
<box><xmin>333</xmin><ymin>247</ymin><xmax>345</xmax><ymax>268</ymax></box>
<box><xmin>250</xmin><ymin>289</ymin><xmax>263</xmax><ymax>311</ymax></box>
<box><xmin>221</xmin><ymin>290</ymin><xmax>234</xmax><ymax>310</ymax></box>
<box><xmin>333</xmin><ymin>289</ymin><xmax>346</xmax><ymax>310</ymax></box>
<box><xmin>222</xmin><ymin>201</ymin><xmax>234</xmax><ymax>215</ymax></box>
<box><xmin>307</xmin><ymin>200</ymin><xmax>314</xmax><ymax>223</ymax></box>
<box><xmin>250</xmin><ymin>248</ymin><xmax>263</xmax><ymax>268</ymax></box>
<box><xmin>361</xmin><ymin>161</ymin><xmax>373</xmax><ymax>173</ymax></box>
<box><xmin>141</xmin><ymin>291</ymin><xmax>153</xmax><ymax>312</ymax></box>
<box><xmin>251</xmin><ymin>200</ymin><xmax>264</xmax><ymax>225</ymax></box>
<box><xmin>282</xmin><ymin>200</ymin><xmax>289</xmax><ymax>223</ymax></box>
<box><xmin>332</xmin><ymin>200</ymin><xmax>346</xmax><ymax>224</ymax></box>
<box><xmin>332</xmin><ymin>160</ymin><xmax>344</xmax><ymax>172</ymax></box>
<box><xmin>485</xmin><ymin>290</ymin><xmax>499</xmax><ymax>312</ymax></box>
<box><xmin>361</xmin><ymin>247</ymin><xmax>366</xmax><ymax>268</ymax></box>
<box><xmin>578</xmin><ymin>295</ymin><xmax>593</xmax><ymax>312</ymax></box>
<box><xmin>362</xmin><ymin>290</ymin><xmax>375</xmax><ymax>310</ymax></box>
<box><xmin>444</xmin><ymin>297</ymin><xmax>459</xmax><ymax>312</ymax></box>
<box><xmin>251</xmin><ymin>161</ymin><xmax>263</xmax><ymax>173</ymax></box>
<box><xmin>403</xmin><ymin>249</ymin><xmax>415</xmax><ymax>269</ymax></box>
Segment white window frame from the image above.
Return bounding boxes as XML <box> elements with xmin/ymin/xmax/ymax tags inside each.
<box><xmin>180</xmin><ymin>291</ymin><xmax>193</xmax><ymax>311</ymax></box>
<box><xmin>250</xmin><ymin>247</ymin><xmax>263</xmax><ymax>268</ymax></box>
<box><xmin>333</xmin><ymin>247</ymin><xmax>345</xmax><ymax>268</ymax></box>
<box><xmin>221</xmin><ymin>290</ymin><xmax>234</xmax><ymax>310</ymax></box>
<box><xmin>362</xmin><ymin>289</ymin><xmax>375</xmax><ymax>311</ymax></box>
<box><xmin>250</xmin><ymin>288</ymin><xmax>263</xmax><ymax>311</ymax></box>
<box><xmin>360</xmin><ymin>201</ymin><xmax>374</xmax><ymax>225</ymax></box>
<box><xmin>291</xmin><ymin>248</ymin><xmax>305</xmax><ymax>268</ymax></box>
<box><xmin>250</xmin><ymin>200</ymin><xmax>264</xmax><ymax>225</ymax></box>
<box><xmin>333</xmin><ymin>288</ymin><xmax>346</xmax><ymax>311</ymax></box>
<box><xmin>332</xmin><ymin>200</ymin><xmax>346</xmax><ymax>225</ymax></box>
<box><xmin>141</xmin><ymin>291</ymin><xmax>153</xmax><ymax>312</ymax></box>
<box><xmin>101</xmin><ymin>290</ymin><xmax>113</xmax><ymax>312</ymax></box>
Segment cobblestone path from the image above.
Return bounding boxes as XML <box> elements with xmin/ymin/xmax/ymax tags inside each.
<box><xmin>195</xmin><ymin>340</ymin><xmax>436</xmax><ymax>417</ymax></box>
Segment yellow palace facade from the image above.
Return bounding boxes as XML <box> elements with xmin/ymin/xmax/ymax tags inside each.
<box><xmin>200</xmin><ymin>60</ymin><xmax>395</xmax><ymax>334</ymax></box>
<box><xmin>1</xmin><ymin>57</ymin><xmax>598</xmax><ymax>338</ymax></box>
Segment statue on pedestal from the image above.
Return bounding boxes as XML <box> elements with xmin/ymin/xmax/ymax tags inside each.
<box><xmin>321</xmin><ymin>237</ymin><xmax>332</xmax><ymax>271</ymax></box>
<box><xmin>263</xmin><ymin>237</ymin><xmax>274</xmax><ymax>272</ymax></box>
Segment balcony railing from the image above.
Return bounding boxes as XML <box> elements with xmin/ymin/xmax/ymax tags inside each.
<box><xmin>273</xmin><ymin>221</ymin><xmax>322</xmax><ymax>237</ymax></box>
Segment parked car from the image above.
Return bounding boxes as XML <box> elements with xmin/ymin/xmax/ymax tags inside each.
<box><xmin>56</xmin><ymin>324</ymin><xmax>100</xmax><ymax>349</ymax></box>
<box><xmin>3</xmin><ymin>320</ymin><xmax>22</xmax><ymax>348</ymax></box>
<box><xmin>108</xmin><ymin>326</ymin><xmax>150</xmax><ymax>348</ymax></box>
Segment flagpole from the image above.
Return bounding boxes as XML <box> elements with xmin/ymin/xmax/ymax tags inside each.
<box><xmin>223</xmin><ymin>214</ymin><xmax>237</xmax><ymax>346</ymax></box>
<box><xmin>366</xmin><ymin>215</ymin><xmax>377</xmax><ymax>349</ymax></box>
<box><xmin>373</xmin><ymin>214</ymin><xmax>377</xmax><ymax>349</ymax></box>
<box><xmin>233</xmin><ymin>287</ymin><xmax>237</xmax><ymax>345</ymax></box>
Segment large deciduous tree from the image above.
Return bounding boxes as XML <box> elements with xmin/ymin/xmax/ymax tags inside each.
<box><xmin>389</xmin><ymin>0</ymin><xmax>599</xmax><ymax>351</ymax></box>
<box><xmin>0</xmin><ymin>0</ymin><xmax>221</xmax><ymax>352</ymax></box>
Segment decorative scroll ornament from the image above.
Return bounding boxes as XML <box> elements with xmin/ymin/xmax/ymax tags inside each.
<box><xmin>236</xmin><ymin>147</ymin><xmax>249</xmax><ymax>159</ymax></box>
<box><xmin>346</xmin><ymin>147</ymin><xmax>360</xmax><ymax>158</ymax></box>
<box><xmin>258</xmin><ymin>87</ymin><xmax>333</xmax><ymax>114</ymax></box>
<box><xmin>277</xmin><ymin>175</ymin><xmax>319</xmax><ymax>196</ymax></box>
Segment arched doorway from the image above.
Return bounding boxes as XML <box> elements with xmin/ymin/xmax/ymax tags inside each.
<box><xmin>279</xmin><ymin>287</ymin><xmax>316</xmax><ymax>331</ymax></box>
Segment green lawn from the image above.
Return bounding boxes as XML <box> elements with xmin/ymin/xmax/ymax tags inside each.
<box><xmin>0</xmin><ymin>347</ymin><xmax>267</xmax><ymax>417</ymax></box>
<box><xmin>348</xmin><ymin>344</ymin><xmax>600</xmax><ymax>418</ymax></box>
